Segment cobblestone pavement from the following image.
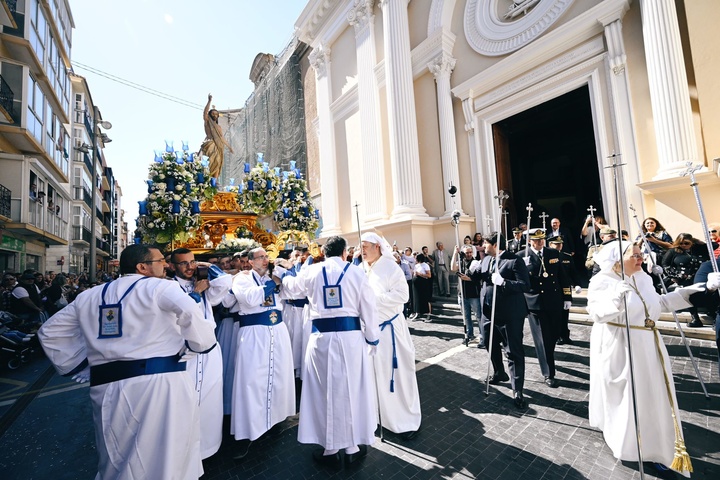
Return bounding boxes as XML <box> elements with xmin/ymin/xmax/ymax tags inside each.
<box><xmin>1</xmin><ymin>308</ymin><xmax>718</xmax><ymax>479</ymax></box>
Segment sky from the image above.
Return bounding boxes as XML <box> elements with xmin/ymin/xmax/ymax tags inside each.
<box><xmin>68</xmin><ymin>0</ymin><xmax>308</xmax><ymax>234</ymax></box>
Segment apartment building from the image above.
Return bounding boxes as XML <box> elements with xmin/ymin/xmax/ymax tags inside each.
<box><xmin>0</xmin><ymin>0</ymin><xmax>73</xmax><ymax>273</ymax></box>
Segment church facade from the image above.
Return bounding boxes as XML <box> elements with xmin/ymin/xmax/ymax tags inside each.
<box><xmin>294</xmin><ymin>0</ymin><xmax>720</xmax><ymax>248</ymax></box>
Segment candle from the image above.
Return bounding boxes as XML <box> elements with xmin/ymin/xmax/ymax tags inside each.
<box><xmin>190</xmin><ymin>200</ymin><xmax>200</xmax><ymax>214</ymax></box>
<box><xmin>138</xmin><ymin>200</ymin><xmax>148</xmax><ymax>216</ymax></box>
<box><xmin>175</xmin><ymin>152</ymin><xmax>184</xmax><ymax>164</ymax></box>
<box><xmin>266</xmin><ymin>179</ymin><xmax>272</xmax><ymax>189</ymax></box>
<box><xmin>247</xmin><ymin>180</ymin><xmax>254</xmax><ymax>191</ymax></box>
<box><xmin>289</xmin><ymin>160</ymin><xmax>296</xmax><ymax>170</ymax></box>
<box><xmin>244</xmin><ymin>163</ymin><xmax>250</xmax><ymax>173</ymax></box>
<box><xmin>201</xmin><ymin>156</ymin><xmax>210</xmax><ymax>167</ymax></box>
<box><xmin>229</xmin><ymin>178</ymin><xmax>235</xmax><ymax>186</ymax></box>
<box><xmin>181</xmin><ymin>140</ymin><xmax>189</xmax><ymax>151</ymax></box>
<box><xmin>263</xmin><ymin>162</ymin><xmax>269</xmax><ymax>172</ymax></box>
<box><xmin>257</xmin><ymin>152</ymin><xmax>264</xmax><ymax>163</ymax></box>
<box><xmin>171</xmin><ymin>200</ymin><xmax>180</xmax><ymax>214</ymax></box>
<box><xmin>282</xmin><ymin>171</ymin><xmax>289</xmax><ymax>180</ymax></box>
<box><xmin>185</xmin><ymin>182</ymin><xmax>192</xmax><ymax>194</ymax></box>
<box><xmin>197</xmin><ymin>172</ymin><xmax>205</xmax><ymax>183</ymax></box>
<box><xmin>274</xmin><ymin>167</ymin><xmax>280</xmax><ymax>176</ymax></box>
<box><xmin>165</xmin><ymin>140</ymin><xmax>174</xmax><ymax>153</ymax></box>
<box><xmin>210</xmin><ymin>177</ymin><xmax>217</xmax><ymax>188</ymax></box>
<box><xmin>154</xmin><ymin>150</ymin><xmax>163</xmax><ymax>163</ymax></box>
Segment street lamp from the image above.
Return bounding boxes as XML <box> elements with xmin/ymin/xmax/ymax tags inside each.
<box><xmin>89</xmin><ymin>106</ymin><xmax>111</xmax><ymax>281</ymax></box>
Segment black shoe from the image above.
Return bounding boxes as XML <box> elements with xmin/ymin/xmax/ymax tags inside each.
<box><xmin>544</xmin><ymin>377</ymin><xmax>558</xmax><ymax>388</ymax></box>
<box><xmin>556</xmin><ymin>338</ymin><xmax>566</xmax><ymax>345</ymax></box>
<box><xmin>489</xmin><ymin>371</ymin><xmax>510</xmax><ymax>385</ymax></box>
<box><xmin>400</xmin><ymin>429</ymin><xmax>419</xmax><ymax>440</ymax></box>
<box><xmin>312</xmin><ymin>449</ymin><xmax>342</xmax><ymax>468</ymax></box>
<box><xmin>233</xmin><ymin>439</ymin><xmax>253</xmax><ymax>460</ymax></box>
<box><xmin>513</xmin><ymin>391</ymin><xmax>527</xmax><ymax>409</ymax></box>
<box><xmin>687</xmin><ymin>318</ymin><xmax>703</xmax><ymax>328</ymax></box>
<box><xmin>345</xmin><ymin>445</ymin><xmax>368</xmax><ymax>466</ymax></box>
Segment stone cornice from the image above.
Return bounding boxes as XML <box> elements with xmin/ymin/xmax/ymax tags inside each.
<box><xmin>329</xmin><ymin>82</ymin><xmax>359</xmax><ymax>121</ymax></box>
<box><xmin>296</xmin><ymin>0</ymin><xmax>354</xmax><ymax>47</ymax></box>
<box><xmin>452</xmin><ymin>0</ymin><xmax>631</xmax><ymax>100</ymax></box>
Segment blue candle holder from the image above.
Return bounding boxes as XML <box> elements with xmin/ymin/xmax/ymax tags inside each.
<box><xmin>185</xmin><ymin>182</ymin><xmax>192</xmax><ymax>194</ymax></box>
<box><xmin>171</xmin><ymin>200</ymin><xmax>180</xmax><ymax>214</ymax></box>
<box><xmin>197</xmin><ymin>172</ymin><xmax>205</xmax><ymax>183</ymax></box>
<box><xmin>175</xmin><ymin>152</ymin><xmax>184</xmax><ymax>164</ymax></box>
<box><xmin>266</xmin><ymin>179</ymin><xmax>272</xmax><ymax>189</ymax></box>
<box><xmin>181</xmin><ymin>140</ymin><xmax>189</xmax><ymax>151</ymax></box>
<box><xmin>165</xmin><ymin>140</ymin><xmax>174</xmax><ymax>153</ymax></box>
<box><xmin>302</xmin><ymin>207</ymin><xmax>309</xmax><ymax>216</ymax></box>
<box><xmin>282</xmin><ymin>171</ymin><xmax>289</xmax><ymax>180</ymax></box>
<box><xmin>238</xmin><ymin>183</ymin><xmax>243</xmax><ymax>192</ymax></box>
<box><xmin>154</xmin><ymin>150</ymin><xmax>163</xmax><ymax>163</ymax></box>
<box><xmin>138</xmin><ymin>200</ymin><xmax>148</xmax><ymax>216</ymax></box>
<box><xmin>289</xmin><ymin>160</ymin><xmax>296</xmax><ymax>170</ymax></box>
<box><xmin>244</xmin><ymin>163</ymin><xmax>250</xmax><ymax>173</ymax></box>
<box><xmin>201</xmin><ymin>156</ymin><xmax>210</xmax><ymax>167</ymax></box>
<box><xmin>190</xmin><ymin>200</ymin><xmax>200</xmax><ymax>214</ymax></box>
<box><xmin>134</xmin><ymin>235</ymin><xmax>141</xmax><ymax>245</ymax></box>
<box><xmin>167</xmin><ymin>178</ymin><xmax>176</xmax><ymax>191</ymax></box>
<box><xmin>229</xmin><ymin>178</ymin><xmax>235</xmax><ymax>186</ymax></box>
<box><xmin>210</xmin><ymin>177</ymin><xmax>217</xmax><ymax>188</ymax></box>
<box><xmin>283</xmin><ymin>207</ymin><xmax>290</xmax><ymax>218</ymax></box>
<box><xmin>146</xmin><ymin>180</ymin><xmax>153</xmax><ymax>193</ymax></box>
<box><xmin>263</xmin><ymin>162</ymin><xmax>269</xmax><ymax>172</ymax></box>
<box><xmin>274</xmin><ymin>167</ymin><xmax>280</xmax><ymax>176</ymax></box>
<box><xmin>289</xmin><ymin>191</ymin><xmax>296</xmax><ymax>200</ymax></box>
<box><xmin>247</xmin><ymin>180</ymin><xmax>254</xmax><ymax>191</ymax></box>
<box><xmin>314</xmin><ymin>209</ymin><xmax>320</xmax><ymax>219</ymax></box>
<box><xmin>189</xmin><ymin>153</ymin><xmax>195</xmax><ymax>162</ymax></box>
<box><xmin>257</xmin><ymin>152</ymin><xmax>264</xmax><ymax>163</ymax></box>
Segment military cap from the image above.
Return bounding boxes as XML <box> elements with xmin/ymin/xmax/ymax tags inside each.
<box><xmin>527</xmin><ymin>228</ymin><xmax>546</xmax><ymax>240</ymax></box>
<box><xmin>547</xmin><ymin>235</ymin><xmax>563</xmax><ymax>244</ymax></box>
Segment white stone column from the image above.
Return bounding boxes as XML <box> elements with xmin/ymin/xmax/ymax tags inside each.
<box><xmin>600</xmin><ymin>15</ymin><xmax>643</xmax><ymax>228</ymax></box>
<box><xmin>639</xmin><ymin>0</ymin><xmax>698</xmax><ymax>179</ymax></box>
<box><xmin>348</xmin><ymin>0</ymin><xmax>387</xmax><ymax>223</ymax></box>
<box><xmin>428</xmin><ymin>53</ymin><xmax>463</xmax><ymax>217</ymax></box>
<box><xmin>379</xmin><ymin>0</ymin><xmax>427</xmax><ymax>217</ymax></box>
<box><xmin>310</xmin><ymin>46</ymin><xmax>342</xmax><ymax>236</ymax></box>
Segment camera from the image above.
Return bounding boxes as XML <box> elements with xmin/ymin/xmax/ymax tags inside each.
<box><xmin>195</xmin><ymin>265</ymin><xmax>209</xmax><ymax>280</ymax></box>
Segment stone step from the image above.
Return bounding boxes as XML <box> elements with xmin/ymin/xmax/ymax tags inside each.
<box><xmin>430</xmin><ymin>291</ymin><xmax>716</xmax><ymax>342</ymax></box>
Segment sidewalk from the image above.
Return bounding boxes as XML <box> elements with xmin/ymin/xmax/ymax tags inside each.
<box><xmin>1</xmin><ymin>311</ymin><xmax>718</xmax><ymax>479</ymax></box>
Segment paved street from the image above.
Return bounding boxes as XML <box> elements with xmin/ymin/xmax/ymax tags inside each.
<box><xmin>1</xmin><ymin>307</ymin><xmax>719</xmax><ymax>479</ymax></box>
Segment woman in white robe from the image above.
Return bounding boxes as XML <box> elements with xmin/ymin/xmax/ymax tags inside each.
<box><xmin>587</xmin><ymin>241</ymin><xmax>703</xmax><ymax>477</ymax></box>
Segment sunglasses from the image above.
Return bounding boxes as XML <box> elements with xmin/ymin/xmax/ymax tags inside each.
<box><xmin>710</xmin><ymin>230</ymin><xmax>718</xmax><ymax>234</ymax></box>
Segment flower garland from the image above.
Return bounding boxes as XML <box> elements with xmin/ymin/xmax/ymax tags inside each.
<box><xmin>137</xmin><ymin>151</ymin><xmax>215</xmax><ymax>245</ymax></box>
<box><xmin>274</xmin><ymin>171</ymin><xmax>319</xmax><ymax>234</ymax></box>
<box><xmin>237</xmin><ymin>164</ymin><xmax>281</xmax><ymax>216</ymax></box>
<box><xmin>215</xmin><ymin>237</ymin><xmax>260</xmax><ymax>253</ymax></box>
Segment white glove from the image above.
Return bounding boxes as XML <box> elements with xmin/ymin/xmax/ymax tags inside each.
<box><xmin>491</xmin><ymin>272</ymin><xmax>505</xmax><ymax>286</ymax></box>
<box><xmin>367</xmin><ymin>344</ymin><xmax>377</xmax><ymax>357</ymax></box>
<box><xmin>523</xmin><ymin>257</ymin><xmax>531</xmax><ymax>266</ymax></box>
<box><xmin>707</xmin><ymin>272</ymin><xmax>720</xmax><ymax>291</ymax></box>
<box><xmin>614</xmin><ymin>280</ymin><xmax>634</xmax><ymax>297</ymax></box>
<box><xmin>177</xmin><ymin>345</ymin><xmax>199</xmax><ymax>362</ymax></box>
<box><xmin>676</xmin><ymin>282</ymin><xmax>706</xmax><ymax>301</ymax></box>
<box><xmin>574</xmin><ymin>285</ymin><xmax>582</xmax><ymax>294</ymax></box>
<box><xmin>563</xmin><ymin>301</ymin><xmax>571</xmax><ymax>310</ymax></box>
<box><xmin>71</xmin><ymin>366</ymin><xmax>90</xmax><ymax>384</ymax></box>
<box><xmin>651</xmin><ymin>265</ymin><xmax>663</xmax><ymax>276</ymax></box>
<box><xmin>272</xmin><ymin>265</ymin><xmax>288</xmax><ymax>279</ymax></box>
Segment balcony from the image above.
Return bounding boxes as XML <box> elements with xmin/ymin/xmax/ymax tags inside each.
<box><xmin>0</xmin><ymin>0</ymin><xmax>19</xmax><ymax>31</ymax></box>
<box><xmin>0</xmin><ymin>182</ymin><xmax>10</xmax><ymax>220</ymax></box>
<box><xmin>72</xmin><ymin>225</ymin><xmax>91</xmax><ymax>245</ymax></box>
<box><xmin>6</xmin><ymin>196</ymin><xmax>68</xmax><ymax>245</ymax></box>
<box><xmin>0</xmin><ymin>74</ymin><xmax>16</xmax><ymax>123</ymax></box>
<box><xmin>73</xmin><ymin>186</ymin><xmax>92</xmax><ymax>209</ymax></box>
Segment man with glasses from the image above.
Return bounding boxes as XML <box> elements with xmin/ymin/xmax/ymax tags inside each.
<box><xmin>38</xmin><ymin>244</ymin><xmax>216</xmax><ymax>479</ymax></box>
<box><xmin>169</xmin><ymin>248</ymin><xmax>230</xmax><ymax>460</ymax></box>
<box><xmin>229</xmin><ymin>247</ymin><xmax>295</xmax><ymax>459</ymax></box>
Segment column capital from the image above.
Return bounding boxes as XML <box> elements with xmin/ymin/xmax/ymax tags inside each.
<box><xmin>379</xmin><ymin>0</ymin><xmax>409</xmax><ymax>9</ymax></box>
<box><xmin>428</xmin><ymin>53</ymin><xmax>456</xmax><ymax>80</ymax></box>
<box><xmin>348</xmin><ymin>0</ymin><xmax>374</xmax><ymax>33</ymax></box>
<box><xmin>309</xmin><ymin>47</ymin><xmax>331</xmax><ymax>79</ymax></box>
<box><xmin>462</xmin><ymin>98</ymin><xmax>476</xmax><ymax>134</ymax></box>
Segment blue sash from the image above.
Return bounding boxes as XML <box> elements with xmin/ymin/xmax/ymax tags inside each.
<box><xmin>90</xmin><ymin>355</ymin><xmax>185</xmax><ymax>386</ymax></box>
<box><xmin>380</xmin><ymin>314</ymin><xmax>400</xmax><ymax>392</ymax></box>
<box><xmin>312</xmin><ymin>316</ymin><xmax>361</xmax><ymax>333</ymax></box>
<box><xmin>236</xmin><ymin>310</ymin><xmax>283</xmax><ymax>328</ymax></box>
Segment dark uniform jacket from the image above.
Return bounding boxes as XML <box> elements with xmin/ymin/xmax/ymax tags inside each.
<box><xmin>479</xmin><ymin>251</ymin><xmax>531</xmax><ymax>324</ymax></box>
<box><xmin>516</xmin><ymin>247</ymin><xmax>571</xmax><ymax>311</ymax></box>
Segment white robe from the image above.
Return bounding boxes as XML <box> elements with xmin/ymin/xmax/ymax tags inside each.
<box><xmin>587</xmin><ymin>270</ymin><xmax>692</xmax><ymax>476</ymax></box>
<box><xmin>176</xmin><ymin>275</ymin><xmax>229</xmax><ymax>459</ymax></box>
<box><xmin>282</xmin><ymin>256</ymin><xmax>380</xmax><ymax>450</ymax></box>
<box><xmin>365</xmin><ymin>256</ymin><xmax>422</xmax><ymax>433</ymax></box>
<box><xmin>38</xmin><ymin>275</ymin><xmax>216</xmax><ymax>480</ymax></box>
<box><xmin>230</xmin><ymin>271</ymin><xmax>295</xmax><ymax>441</ymax></box>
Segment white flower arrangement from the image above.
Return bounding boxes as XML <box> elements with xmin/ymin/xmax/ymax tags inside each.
<box><xmin>274</xmin><ymin>171</ymin><xmax>319</xmax><ymax>234</ymax></box>
<box><xmin>215</xmin><ymin>237</ymin><xmax>261</xmax><ymax>253</ymax></box>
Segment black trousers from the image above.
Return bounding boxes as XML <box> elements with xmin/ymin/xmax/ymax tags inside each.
<box><xmin>482</xmin><ymin>314</ymin><xmax>526</xmax><ymax>393</ymax></box>
<box><xmin>527</xmin><ymin>310</ymin><xmax>560</xmax><ymax>379</ymax></box>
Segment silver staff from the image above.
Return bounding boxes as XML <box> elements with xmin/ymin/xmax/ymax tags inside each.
<box><xmin>502</xmin><ymin>209</ymin><xmax>509</xmax><ymax>250</ymax></box>
<box><xmin>587</xmin><ymin>205</ymin><xmax>598</xmax><ymax>249</ymax></box>
<box><xmin>681</xmin><ymin>163</ymin><xmax>720</xmax><ymax>277</ymax></box>
<box><xmin>606</xmin><ymin>153</ymin><xmax>644</xmax><ymax>478</ymax></box>
<box><xmin>354</xmin><ymin>201</ymin><xmax>362</xmax><ymax>245</ymax></box>
<box><xmin>539</xmin><ymin>212</ymin><xmax>549</xmax><ymax>231</ymax></box>
<box><xmin>485</xmin><ymin>190</ymin><xmax>509</xmax><ymax>396</ymax></box>
<box><xmin>629</xmin><ymin>205</ymin><xmax>708</xmax><ymax>398</ymax></box>
<box><xmin>449</xmin><ymin>184</ymin><xmax>463</xmax><ymax>321</ymax></box>
<box><xmin>524</xmin><ymin>203</ymin><xmax>533</xmax><ymax>259</ymax></box>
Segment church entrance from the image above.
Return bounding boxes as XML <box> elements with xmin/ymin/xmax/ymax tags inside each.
<box><xmin>492</xmin><ymin>85</ymin><xmax>602</xmax><ymax>280</ymax></box>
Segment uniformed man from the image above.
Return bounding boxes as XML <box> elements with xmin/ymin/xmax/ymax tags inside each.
<box><xmin>507</xmin><ymin>227</ymin><xmax>525</xmax><ymax>254</ymax></box>
<box><xmin>547</xmin><ymin>236</ymin><xmax>581</xmax><ymax>345</ymax></box>
<box><xmin>517</xmin><ymin>229</ymin><xmax>572</xmax><ymax>388</ymax></box>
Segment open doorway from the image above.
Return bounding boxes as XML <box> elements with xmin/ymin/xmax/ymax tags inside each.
<box><xmin>492</xmin><ymin>85</ymin><xmax>602</xmax><ymax>279</ymax></box>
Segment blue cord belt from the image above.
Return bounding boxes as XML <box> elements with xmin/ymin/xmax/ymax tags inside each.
<box><xmin>312</xmin><ymin>316</ymin><xmax>361</xmax><ymax>333</ymax></box>
<box><xmin>285</xmin><ymin>298</ymin><xmax>309</xmax><ymax>308</ymax></box>
<box><xmin>380</xmin><ymin>314</ymin><xmax>400</xmax><ymax>392</ymax></box>
<box><xmin>90</xmin><ymin>355</ymin><xmax>186</xmax><ymax>387</ymax></box>
<box><xmin>233</xmin><ymin>310</ymin><xmax>283</xmax><ymax>328</ymax></box>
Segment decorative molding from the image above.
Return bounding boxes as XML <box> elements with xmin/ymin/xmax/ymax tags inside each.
<box><xmin>329</xmin><ymin>83</ymin><xmax>359</xmax><ymax>121</ymax></box>
<box><xmin>473</xmin><ymin>36</ymin><xmax>604</xmax><ymax>111</ymax></box>
<box><xmin>428</xmin><ymin>0</ymin><xmax>458</xmax><ymax>36</ymax></box>
<box><xmin>309</xmin><ymin>46</ymin><xmax>331</xmax><ymax>79</ymax></box>
<box><xmin>464</xmin><ymin>0</ymin><xmax>574</xmax><ymax>56</ymax></box>
<box><xmin>296</xmin><ymin>0</ymin><xmax>344</xmax><ymax>44</ymax></box>
<box><xmin>428</xmin><ymin>53</ymin><xmax>456</xmax><ymax>80</ymax></box>
<box><xmin>453</xmin><ymin>0</ymin><xmax>631</xmax><ymax>100</ymax></box>
<box><xmin>462</xmin><ymin>98</ymin><xmax>475</xmax><ymax>133</ymax></box>
<box><xmin>348</xmin><ymin>0</ymin><xmax>374</xmax><ymax>33</ymax></box>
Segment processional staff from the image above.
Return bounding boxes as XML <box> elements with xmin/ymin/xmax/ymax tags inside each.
<box><xmin>539</xmin><ymin>212</ymin><xmax>549</xmax><ymax>231</ymax></box>
<box><xmin>485</xmin><ymin>190</ymin><xmax>508</xmax><ymax>396</ymax></box>
<box><xmin>524</xmin><ymin>203</ymin><xmax>533</xmax><ymax>258</ymax></box>
<box><xmin>681</xmin><ymin>163</ymin><xmax>720</xmax><ymax>276</ymax></box>
<box><xmin>587</xmin><ymin>205</ymin><xmax>598</xmax><ymax>249</ymax></box>
<box><xmin>606</xmin><ymin>153</ymin><xmax>645</xmax><ymax>478</ymax></box>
